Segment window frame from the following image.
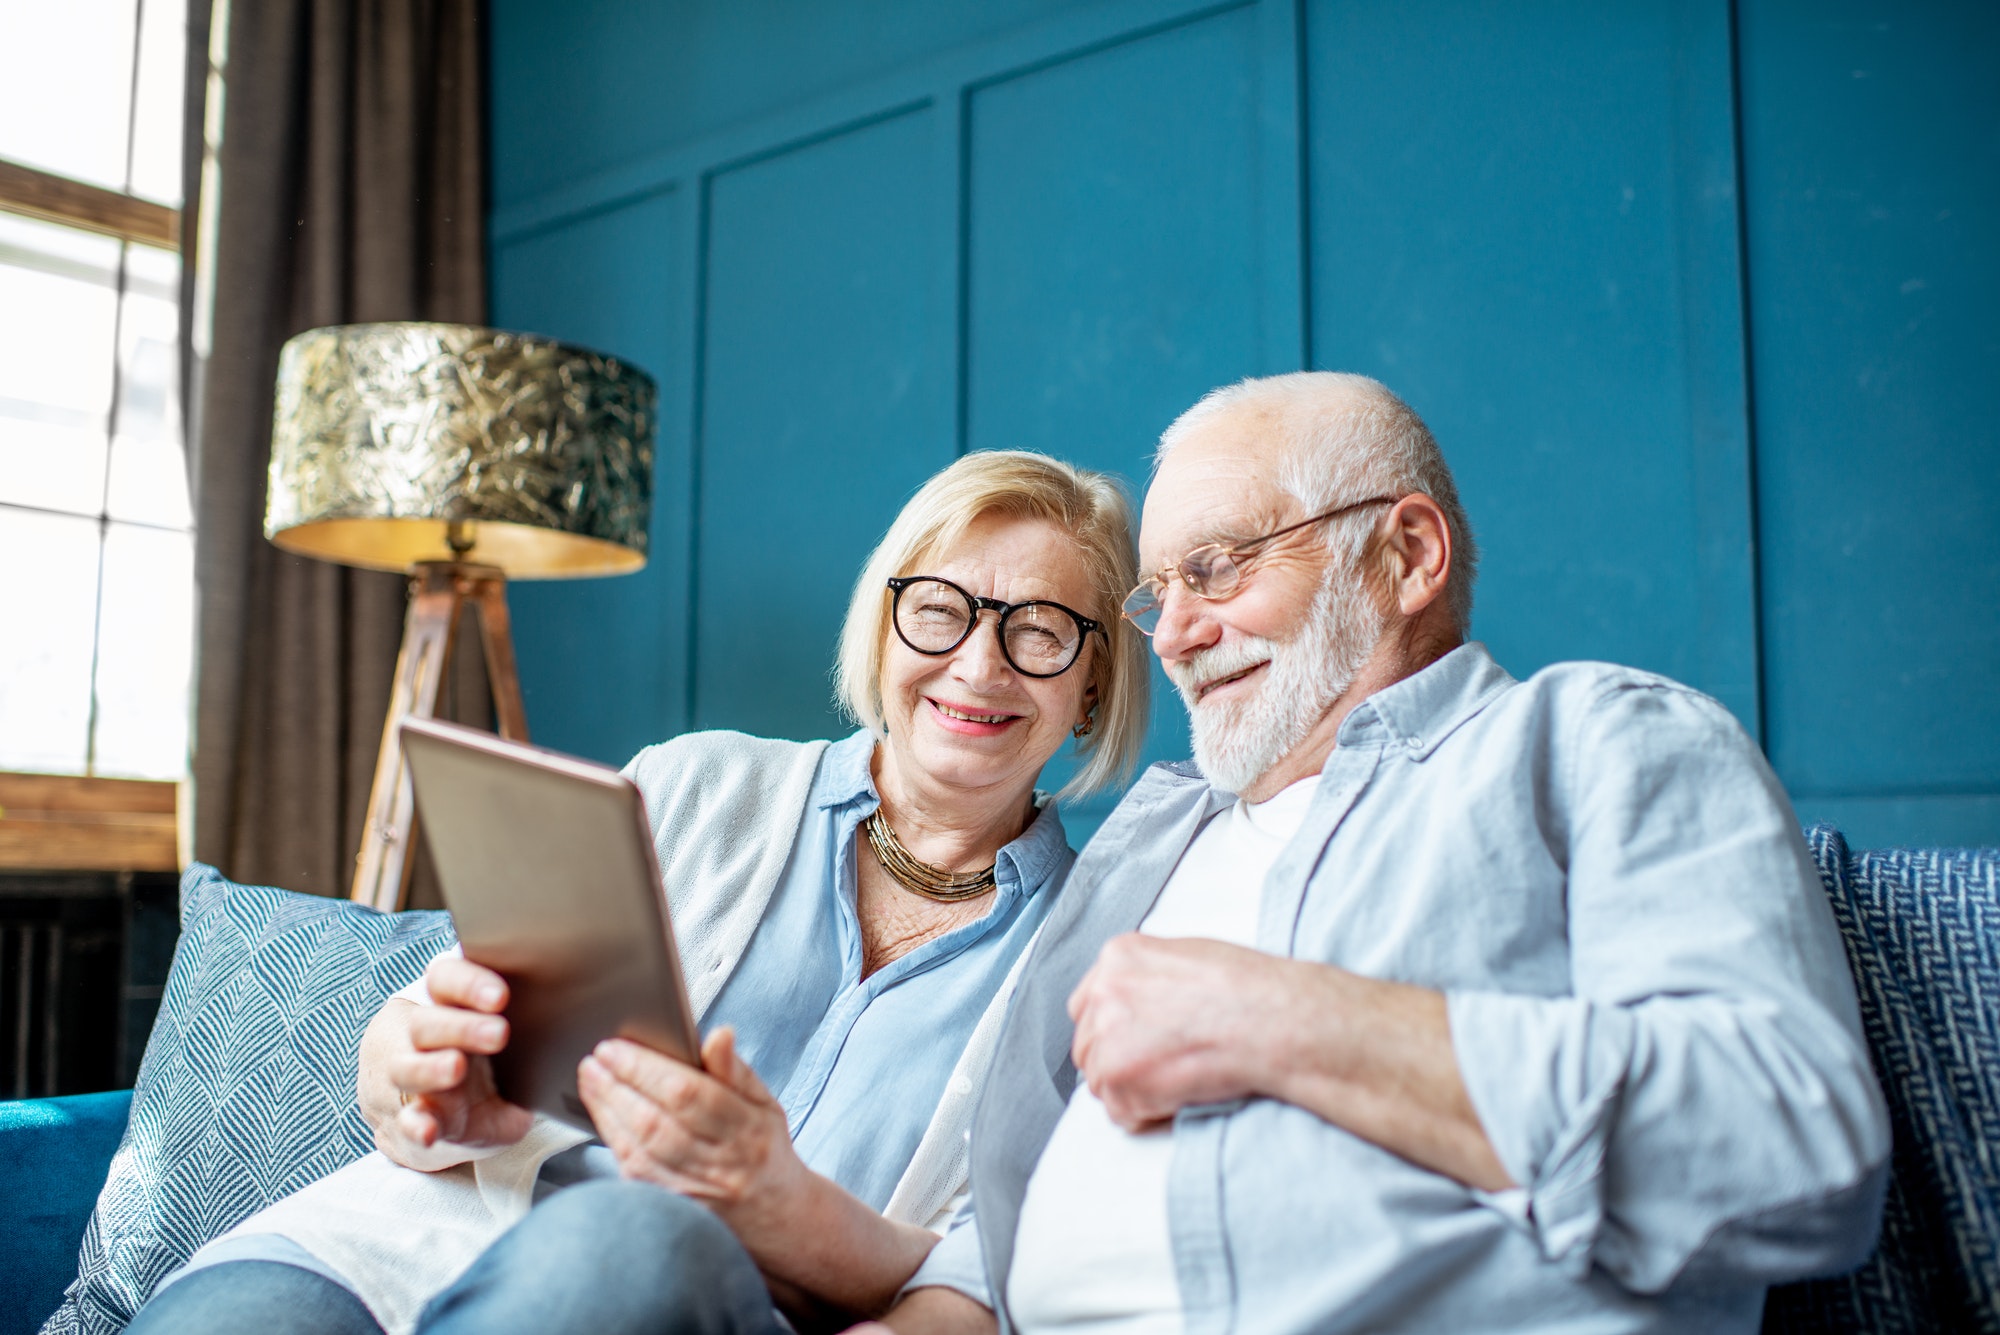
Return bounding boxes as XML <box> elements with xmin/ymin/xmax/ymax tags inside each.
<box><xmin>0</xmin><ymin>159</ymin><xmax>189</xmax><ymax>850</ymax></box>
<box><xmin>0</xmin><ymin>157</ymin><xmax>179</xmax><ymax>251</ymax></box>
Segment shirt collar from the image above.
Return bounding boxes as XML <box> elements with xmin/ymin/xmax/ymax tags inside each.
<box><xmin>1333</xmin><ymin>641</ymin><xmax>1516</xmax><ymax>760</ymax></box>
<box><xmin>815</xmin><ymin>728</ymin><xmax>1073</xmax><ymax>894</ymax></box>
<box><xmin>997</xmin><ymin>798</ymin><xmax>1072</xmax><ymax>893</ymax></box>
<box><xmin>815</xmin><ymin>729</ymin><xmax>882</xmax><ymax>810</ymax></box>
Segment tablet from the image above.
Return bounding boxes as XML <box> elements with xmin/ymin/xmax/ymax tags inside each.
<box><xmin>401</xmin><ymin>716</ymin><xmax>701</xmax><ymax>1133</ymax></box>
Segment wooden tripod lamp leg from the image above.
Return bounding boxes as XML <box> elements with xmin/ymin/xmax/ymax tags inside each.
<box><xmin>351</xmin><ymin>565</ymin><xmax>464</xmax><ymax>911</ymax></box>
<box><xmin>350</xmin><ymin>562</ymin><xmax>531</xmax><ymax>912</ymax></box>
<box><xmin>468</xmin><ymin>571</ymin><xmax>529</xmax><ymax>743</ymax></box>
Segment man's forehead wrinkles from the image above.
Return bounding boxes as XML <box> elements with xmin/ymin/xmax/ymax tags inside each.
<box><xmin>1187</xmin><ymin>511</ymin><xmax>1283</xmax><ymax>553</ymax></box>
<box><xmin>1140</xmin><ymin>421</ymin><xmax>1296</xmax><ymax>565</ymax></box>
<box><xmin>1143</xmin><ymin>490</ymin><xmax>1293</xmax><ymax>564</ymax></box>
<box><xmin>1144</xmin><ymin>505</ymin><xmax>1230</xmax><ymax>564</ymax></box>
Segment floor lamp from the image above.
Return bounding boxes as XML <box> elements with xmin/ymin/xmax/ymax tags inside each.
<box><xmin>263</xmin><ymin>322</ymin><xmax>657</xmax><ymax>911</ymax></box>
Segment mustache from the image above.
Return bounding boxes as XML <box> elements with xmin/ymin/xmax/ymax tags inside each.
<box><xmin>1166</xmin><ymin>636</ymin><xmax>1281</xmax><ymax>704</ymax></box>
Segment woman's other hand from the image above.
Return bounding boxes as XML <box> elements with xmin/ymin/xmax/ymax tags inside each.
<box><xmin>358</xmin><ymin>955</ymin><xmax>535</xmax><ymax>1171</ymax></box>
<box><xmin>583</xmin><ymin>1029</ymin><xmax>943</xmax><ymax>1316</ymax></box>
<box><xmin>579</xmin><ymin>1027</ymin><xmax>807</xmax><ymax>1230</ymax></box>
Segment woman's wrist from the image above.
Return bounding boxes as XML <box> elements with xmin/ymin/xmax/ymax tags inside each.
<box><xmin>736</xmin><ymin>1166</ymin><xmax>941</xmax><ymax>1316</ymax></box>
<box><xmin>359</xmin><ymin>997</ymin><xmax>483</xmax><ymax>1171</ymax></box>
<box><xmin>357</xmin><ymin>997</ymin><xmax>417</xmax><ymax>1134</ymax></box>
<box><xmin>712</xmin><ymin>1137</ymin><xmax>824</xmax><ymax>1256</ymax></box>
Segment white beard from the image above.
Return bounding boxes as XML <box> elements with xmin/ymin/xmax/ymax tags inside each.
<box><xmin>1167</xmin><ymin>564</ymin><xmax>1385</xmax><ymax>795</ymax></box>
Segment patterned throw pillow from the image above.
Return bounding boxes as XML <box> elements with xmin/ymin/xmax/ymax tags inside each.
<box><xmin>1763</xmin><ymin>826</ymin><xmax>2000</xmax><ymax>1335</ymax></box>
<box><xmin>40</xmin><ymin>864</ymin><xmax>455</xmax><ymax>1335</ymax></box>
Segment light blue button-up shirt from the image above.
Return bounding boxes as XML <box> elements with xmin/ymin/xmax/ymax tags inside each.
<box><xmin>914</xmin><ymin>644</ymin><xmax>1890</xmax><ymax>1334</ymax></box>
<box><xmin>703</xmin><ymin>728</ymin><xmax>1072</xmax><ymax>1211</ymax></box>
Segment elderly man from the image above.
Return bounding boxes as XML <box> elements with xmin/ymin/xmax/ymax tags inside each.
<box><xmin>873</xmin><ymin>372</ymin><xmax>1889</xmax><ymax>1335</ymax></box>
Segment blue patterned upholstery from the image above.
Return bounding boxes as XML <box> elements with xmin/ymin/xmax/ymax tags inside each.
<box><xmin>1763</xmin><ymin>826</ymin><xmax>2000</xmax><ymax>1334</ymax></box>
<box><xmin>37</xmin><ymin>865</ymin><xmax>455</xmax><ymax>1335</ymax></box>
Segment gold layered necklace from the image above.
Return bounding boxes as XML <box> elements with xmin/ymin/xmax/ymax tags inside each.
<box><xmin>864</xmin><ymin>810</ymin><xmax>997</xmax><ymax>902</ymax></box>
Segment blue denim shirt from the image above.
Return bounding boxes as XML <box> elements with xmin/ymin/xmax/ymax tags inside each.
<box><xmin>703</xmin><ymin>728</ymin><xmax>1072</xmax><ymax>1211</ymax></box>
<box><xmin>912</xmin><ymin>644</ymin><xmax>1889</xmax><ymax>1335</ymax></box>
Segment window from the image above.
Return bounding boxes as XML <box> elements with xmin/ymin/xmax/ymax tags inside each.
<box><xmin>0</xmin><ymin>0</ymin><xmax>191</xmax><ymax>783</ymax></box>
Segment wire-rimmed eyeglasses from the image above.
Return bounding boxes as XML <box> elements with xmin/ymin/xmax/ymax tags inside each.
<box><xmin>1120</xmin><ymin>495</ymin><xmax>1402</xmax><ymax>635</ymax></box>
<box><xmin>887</xmin><ymin>575</ymin><xmax>1105</xmax><ymax>678</ymax></box>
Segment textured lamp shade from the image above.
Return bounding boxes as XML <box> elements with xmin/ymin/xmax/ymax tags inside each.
<box><xmin>260</xmin><ymin>322</ymin><xmax>659</xmax><ymax>911</ymax></box>
<box><xmin>264</xmin><ymin>322</ymin><xmax>656</xmax><ymax>577</ymax></box>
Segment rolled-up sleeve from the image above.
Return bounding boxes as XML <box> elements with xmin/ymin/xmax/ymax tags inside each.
<box><xmin>1448</xmin><ymin>683</ymin><xmax>1889</xmax><ymax>1294</ymax></box>
<box><xmin>902</xmin><ymin>1198</ymin><xmax>994</xmax><ymax>1310</ymax></box>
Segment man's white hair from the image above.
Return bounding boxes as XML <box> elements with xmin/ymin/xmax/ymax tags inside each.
<box><xmin>1156</xmin><ymin>371</ymin><xmax>1479</xmax><ymax>632</ymax></box>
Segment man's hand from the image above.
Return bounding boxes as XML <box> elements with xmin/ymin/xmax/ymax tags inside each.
<box><xmin>1067</xmin><ymin>934</ymin><xmax>1287</xmax><ymax>1129</ymax></box>
<box><xmin>1067</xmin><ymin>932</ymin><xmax>1516</xmax><ymax>1191</ymax></box>
<box><xmin>359</xmin><ymin>955</ymin><xmax>535</xmax><ymax>1171</ymax></box>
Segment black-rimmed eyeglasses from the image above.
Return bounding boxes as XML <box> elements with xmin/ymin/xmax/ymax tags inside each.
<box><xmin>1121</xmin><ymin>495</ymin><xmax>1403</xmax><ymax>635</ymax></box>
<box><xmin>887</xmin><ymin>576</ymin><xmax>1104</xmax><ymax>678</ymax></box>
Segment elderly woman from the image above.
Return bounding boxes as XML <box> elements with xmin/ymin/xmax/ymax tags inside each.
<box><xmin>127</xmin><ymin>450</ymin><xmax>1147</xmax><ymax>1335</ymax></box>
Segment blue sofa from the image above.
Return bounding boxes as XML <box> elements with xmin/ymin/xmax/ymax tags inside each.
<box><xmin>2</xmin><ymin>1091</ymin><xmax>133</xmax><ymax>1335</ymax></box>
<box><xmin>5</xmin><ymin>829</ymin><xmax>1995</xmax><ymax>1335</ymax></box>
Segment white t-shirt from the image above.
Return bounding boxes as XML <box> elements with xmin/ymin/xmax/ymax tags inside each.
<box><xmin>1007</xmin><ymin>776</ymin><xmax>1322</xmax><ymax>1335</ymax></box>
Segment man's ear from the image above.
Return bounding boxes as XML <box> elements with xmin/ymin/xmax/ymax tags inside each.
<box><xmin>1382</xmin><ymin>494</ymin><xmax>1452</xmax><ymax>618</ymax></box>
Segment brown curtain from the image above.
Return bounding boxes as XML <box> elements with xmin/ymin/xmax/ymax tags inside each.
<box><xmin>186</xmin><ymin>0</ymin><xmax>489</xmax><ymax>902</ymax></box>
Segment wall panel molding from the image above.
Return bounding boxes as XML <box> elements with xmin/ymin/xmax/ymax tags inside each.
<box><xmin>1736</xmin><ymin>0</ymin><xmax>2000</xmax><ymax>846</ymax></box>
<box><xmin>494</xmin><ymin>0</ymin><xmax>1305</xmax><ymax>802</ymax></box>
<box><xmin>496</xmin><ymin>186</ymin><xmax>694</xmax><ymax>762</ymax></box>
<box><xmin>1257</xmin><ymin>0</ymin><xmax>1309</xmax><ymax>373</ymax></box>
<box><xmin>491</xmin><ymin>0</ymin><xmax>1255</xmax><ymax>246</ymax></box>
<box><xmin>1671</xmin><ymin>0</ymin><xmax>1762</xmax><ymax>738</ymax></box>
<box><xmin>490</xmin><ymin>0</ymin><xmax>1996</xmax><ymax>847</ymax></box>
<box><xmin>1302</xmin><ymin>0</ymin><xmax>1759</xmax><ymax>733</ymax></box>
<box><xmin>688</xmin><ymin>107</ymin><xmax>952</xmax><ymax>738</ymax></box>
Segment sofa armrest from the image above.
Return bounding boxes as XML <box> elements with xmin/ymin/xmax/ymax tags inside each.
<box><xmin>1</xmin><ymin>1091</ymin><xmax>132</xmax><ymax>1335</ymax></box>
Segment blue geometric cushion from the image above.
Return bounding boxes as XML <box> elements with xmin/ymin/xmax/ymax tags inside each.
<box><xmin>38</xmin><ymin>864</ymin><xmax>455</xmax><ymax>1335</ymax></box>
<box><xmin>1763</xmin><ymin>826</ymin><xmax>2000</xmax><ymax>1335</ymax></box>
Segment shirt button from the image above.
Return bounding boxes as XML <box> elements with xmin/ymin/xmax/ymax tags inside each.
<box><xmin>1407</xmin><ymin>736</ymin><xmax>1424</xmax><ymax>750</ymax></box>
<box><xmin>951</xmin><ymin>1075</ymin><xmax>974</xmax><ymax>1097</ymax></box>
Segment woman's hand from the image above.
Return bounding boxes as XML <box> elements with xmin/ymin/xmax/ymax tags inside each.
<box><xmin>579</xmin><ymin>1028</ymin><xmax>807</xmax><ymax>1231</ymax></box>
<box><xmin>358</xmin><ymin>955</ymin><xmax>536</xmax><ymax>1171</ymax></box>
<box><xmin>581</xmin><ymin>1028</ymin><xmax>945</xmax><ymax>1317</ymax></box>
<box><xmin>582</xmin><ymin>1029</ymin><xmax>938</xmax><ymax>1316</ymax></box>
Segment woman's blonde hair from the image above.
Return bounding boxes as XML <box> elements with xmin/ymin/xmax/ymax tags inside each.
<box><xmin>835</xmin><ymin>450</ymin><xmax>1148</xmax><ymax>800</ymax></box>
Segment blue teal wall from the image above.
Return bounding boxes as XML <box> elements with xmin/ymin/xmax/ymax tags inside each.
<box><xmin>489</xmin><ymin>0</ymin><xmax>1998</xmax><ymax>849</ymax></box>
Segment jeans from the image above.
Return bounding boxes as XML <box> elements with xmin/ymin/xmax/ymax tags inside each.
<box><xmin>126</xmin><ymin>1180</ymin><xmax>789</xmax><ymax>1335</ymax></box>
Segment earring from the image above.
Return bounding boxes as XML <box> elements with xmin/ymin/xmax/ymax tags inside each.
<box><xmin>1072</xmin><ymin>713</ymin><xmax>1096</xmax><ymax>739</ymax></box>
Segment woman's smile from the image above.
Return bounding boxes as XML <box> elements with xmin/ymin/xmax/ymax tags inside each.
<box><xmin>925</xmin><ymin>696</ymin><xmax>1026</xmax><ymax>736</ymax></box>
